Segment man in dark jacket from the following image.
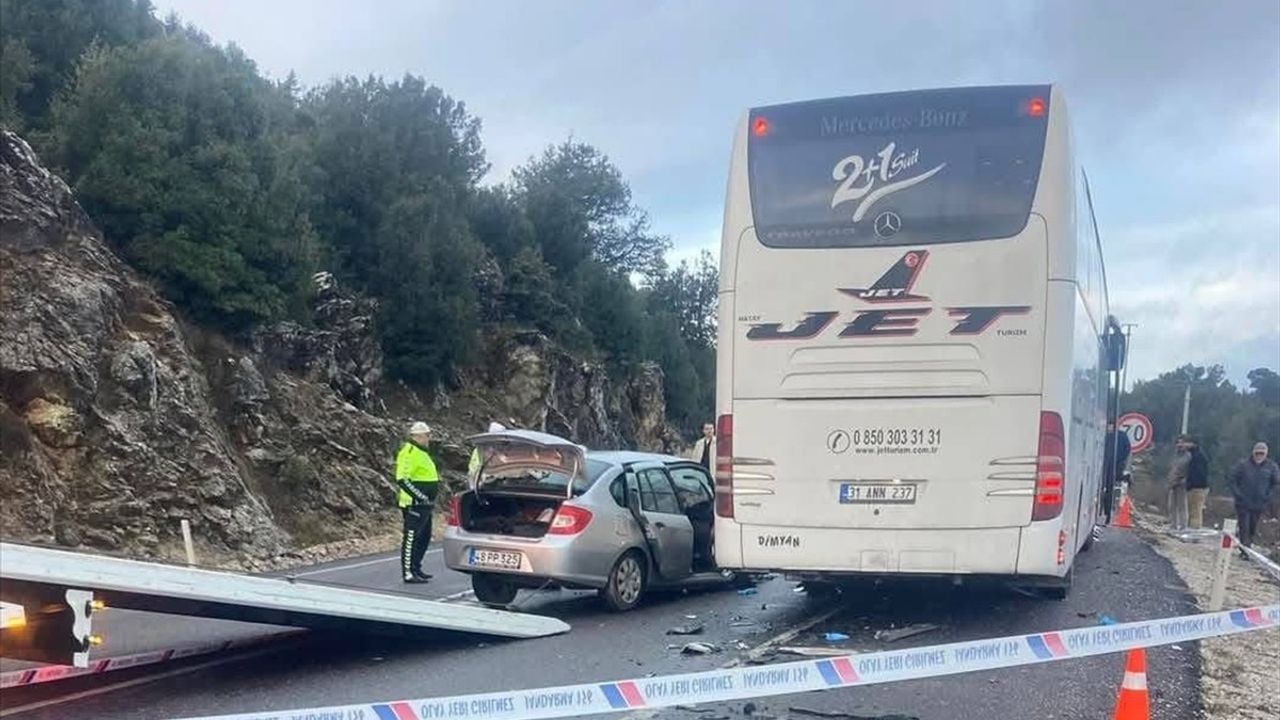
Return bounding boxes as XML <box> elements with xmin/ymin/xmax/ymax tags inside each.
<box><xmin>1105</xmin><ymin>425</ymin><xmax>1132</xmax><ymax>487</ymax></box>
<box><xmin>1183</xmin><ymin>436</ymin><xmax>1210</xmax><ymax>529</ymax></box>
<box><xmin>1229</xmin><ymin>442</ymin><xmax>1279</xmax><ymax>547</ymax></box>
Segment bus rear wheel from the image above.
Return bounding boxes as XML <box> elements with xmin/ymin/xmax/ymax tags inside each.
<box><xmin>1041</xmin><ymin>566</ymin><xmax>1074</xmax><ymax>600</ymax></box>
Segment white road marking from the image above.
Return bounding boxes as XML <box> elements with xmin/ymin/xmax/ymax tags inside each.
<box><xmin>0</xmin><ymin>646</ymin><xmax>286</xmax><ymax>717</ymax></box>
<box><xmin>289</xmin><ymin>548</ymin><xmax>441</xmax><ymax>578</ymax></box>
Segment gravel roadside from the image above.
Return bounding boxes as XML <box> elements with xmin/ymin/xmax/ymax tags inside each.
<box><xmin>1134</xmin><ymin>510</ymin><xmax>1280</xmax><ymax>720</ymax></box>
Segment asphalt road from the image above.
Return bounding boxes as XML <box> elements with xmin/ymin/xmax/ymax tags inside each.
<box><xmin>0</xmin><ymin>529</ymin><xmax>1203</xmax><ymax>720</ymax></box>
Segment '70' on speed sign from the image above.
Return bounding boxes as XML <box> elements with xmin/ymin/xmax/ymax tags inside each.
<box><xmin>1118</xmin><ymin>412</ymin><xmax>1154</xmax><ymax>453</ymax></box>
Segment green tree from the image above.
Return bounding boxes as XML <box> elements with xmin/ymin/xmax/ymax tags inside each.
<box><xmin>515</xmin><ymin>140</ymin><xmax>670</xmax><ymax>278</ymax></box>
<box><xmin>1124</xmin><ymin>363</ymin><xmax>1280</xmax><ymax>491</ymax></box>
<box><xmin>0</xmin><ymin>0</ymin><xmax>159</xmax><ymax>131</ymax></box>
<box><xmin>304</xmin><ymin>75</ymin><xmax>487</xmax><ymax>385</ymax></box>
<box><xmin>0</xmin><ymin>38</ymin><xmax>36</xmax><ymax>129</ymax></box>
<box><xmin>49</xmin><ymin>35</ymin><xmax>318</xmax><ymax>326</ymax></box>
<box><xmin>648</xmin><ymin>250</ymin><xmax>718</xmax><ymax>348</ymax></box>
<box><xmin>1247</xmin><ymin>368</ymin><xmax>1280</xmax><ymax>408</ymax></box>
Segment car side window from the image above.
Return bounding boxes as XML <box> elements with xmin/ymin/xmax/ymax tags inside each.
<box><xmin>609</xmin><ymin>476</ymin><xmax>627</xmax><ymax>507</ymax></box>
<box><xmin>638</xmin><ymin>469</ymin><xmax>681</xmax><ymax>514</ymax></box>
<box><xmin>669</xmin><ymin>466</ymin><xmax>713</xmax><ymax>510</ymax></box>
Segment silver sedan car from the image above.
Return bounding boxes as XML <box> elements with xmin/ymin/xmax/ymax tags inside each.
<box><xmin>443</xmin><ymin>429</ymin><xmax>741</xmax><ymax>610</ymax></box>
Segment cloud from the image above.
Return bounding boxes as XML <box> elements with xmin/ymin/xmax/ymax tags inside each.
<box><xmin>1109</xmin><ymin>206</ymin><xmax>1280</xmax><ymax>382</ymax></box>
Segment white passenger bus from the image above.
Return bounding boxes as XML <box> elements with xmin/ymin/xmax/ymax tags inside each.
<box><xmin>712</xmin><ymin>85</ymin><xmax>1125</xmax><ymax>597</ymax></box>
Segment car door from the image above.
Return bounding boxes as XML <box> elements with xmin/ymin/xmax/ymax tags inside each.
<box><xmin>667</xmin><ymin>463</ymin><xmax>716</xmax><ymax>570</ymax></box>
<box><xmin>626</xmin><ymin>463</ymin><xmax>695</xmax><ymax>581</ymax></box>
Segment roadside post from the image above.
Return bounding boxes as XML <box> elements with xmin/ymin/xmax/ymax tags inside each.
<box><xmin>1209</xmin><ymin>518</ymin><xmax>1237</xmax><ymax>611</ymax></box>
<box><xmin>181</xmin><ymin>519</ymin><xmax>196</xmax><ymax>567</ymax></box>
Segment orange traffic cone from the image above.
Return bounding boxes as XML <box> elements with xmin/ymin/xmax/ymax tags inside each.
<box><xmin>1112</xmin><ymin>649</ymin><xmax>1150</xmax><ymax>720</ymax></box>
<box><xmin>1114</xmin><ymin>494</ymin><xmax>1133</xmax><ymax>529</ymax></box>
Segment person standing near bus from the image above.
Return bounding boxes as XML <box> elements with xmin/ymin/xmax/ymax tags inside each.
<box><xmin>1229</xmin><ymin>442</ymin><xmax>1279</xmax><ymax>547</ymax></box>
<box><xmin>396</xmin><ymin>421</ymin><xmax>439</xmax><ymax>584</ymax></box>
<box><xmin>1183</xmin><ymin>436</ymin><xmax>1210</xmax><ymax>529</ymax></box>
<box><xmin>688</xmin><ymin>422</ymin><xmax>715</xmax><ymax>474</ymax></box>
<box><xmin>1166</xmin><ymin>436</ymin><xmax>1191</xmax><ymax>530</ymax></box>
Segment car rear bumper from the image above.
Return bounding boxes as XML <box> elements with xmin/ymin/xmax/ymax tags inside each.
<box><xmin>442</xmin><ymin>529</ymin><xmax>612</xmax><ymax>589</ymax></box>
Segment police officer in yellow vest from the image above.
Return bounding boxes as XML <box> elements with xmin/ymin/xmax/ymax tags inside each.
<box><xmin>396</xmin><ymin>421</ymin><xmax>439</xmax><ymax>583</ymax></box>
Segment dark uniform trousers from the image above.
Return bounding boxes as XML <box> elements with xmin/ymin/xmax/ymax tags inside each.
<box><xmin>401</xmin><ymin>483</ymin><xmax>439</xmax><ymax>576</ymax></box>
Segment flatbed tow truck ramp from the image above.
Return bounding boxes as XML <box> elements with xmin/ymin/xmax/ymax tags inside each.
<box><xmin>0</xmin><ymin>541</ymin><xmax>569</xmax><ymax>667</ymax></box>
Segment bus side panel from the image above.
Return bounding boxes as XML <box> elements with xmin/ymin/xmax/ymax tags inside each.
<box><xmin>1017</xmin><ymin>279</ymin><xmax>1076</xmax><ymax>577</ymax></box>
<box><xmin>714</xmin><ymin>117</ymin><xmax>750</xmax><ymax>569</ymax></box>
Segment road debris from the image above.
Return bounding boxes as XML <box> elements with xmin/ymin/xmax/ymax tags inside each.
<box><xmin>676</xmin><ymin>705</ymin><xmax>716</xmax><ymax>713</ymax></box>
<box><xmin>737</xmin><ymin>587</ymin><xmax>758</xmax><ymax>596</ymax></box>
<box><xmin>789</xmin><ymin>708</ymin><xmax>919</xmax><ymax>720</ymax></box>
<box><xmin>730</xmin><ymin>621</ymin><xmax>756</xmax><ymax>628</ymax></box>
<box><xmin>680</xmin><ymin>641</ymin><xmax>719</xmax><ymax>655</ymax></box>
<box><xmin>777</xmin><ymin>646</ymin><xmax>852</xmax><ymax>657</ymax></box>
<box><xmin>823</xmin><ymin>632</ymin><xmax>850</xmax><ymax>642</ymax></box>
<box><xmin>668</xmin><ymin>623</ymin><xmax>706</xmax><ymax>635</ymax></box>
<box><xmin>873</xmin><ymin>624</ymin><xmax>940</xmax><ymax>643</ymax></box>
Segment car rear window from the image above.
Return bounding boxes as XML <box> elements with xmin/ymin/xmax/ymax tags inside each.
<box><xmin>481</xmin><ymin>457</ymin><xmax>612</xmax><ymax>496</ymax></box>
<box><xmin>748</xmin><ymin>85</ymin><xmax>1050</xmax><ymax>248</ymax></box>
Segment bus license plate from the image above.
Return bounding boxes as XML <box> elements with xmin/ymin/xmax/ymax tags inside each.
<box><xmin>839</xmin><ymin>483</ymin><xmax>917</xmax><ymax>504</ymax></box>
<box><xmin>468</xmin><ymin>548</ymin><xmax>523</xmax><ymax>570</ymax></box>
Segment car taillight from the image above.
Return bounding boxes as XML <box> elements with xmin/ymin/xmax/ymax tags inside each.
<box><xmin>715</xmin><ymin>413</ymin><xmax>734</xmax><ymax>518</ymax></box>
<box><xmin>548</xmin><ymin>505</ymin><xmax>593</xmax><ymax>535</ymax></box>
<box><xmin>446</xmin><ymin>496</ymin><xmax>460</xmax><ymax>527</ymax></box>
<box><xmin>1032</xmin><ymin>411</ymin><xmax>1065</xmax><ymax>521</ymax></box>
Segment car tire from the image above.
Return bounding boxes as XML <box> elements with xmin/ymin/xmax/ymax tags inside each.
<box><xmin>601</xmin><ymin>550</ymin><xmax>647</xmax><ymax>612</ymax></box>
<box><xmin>472</xmin><ymin>573</ymin><xmax>519</xmax><ymax>607</ymax></box>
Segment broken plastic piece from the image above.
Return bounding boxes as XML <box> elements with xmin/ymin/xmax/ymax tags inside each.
<box><xmin>874</xmin><ymin>623</ymin><xmax>939</xmax><ymax>643</ymax></box>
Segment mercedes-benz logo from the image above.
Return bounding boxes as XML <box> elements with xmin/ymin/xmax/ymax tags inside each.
<box><xmin>874</xmin><ymin>210</ymin><xmax>902</xmax><ymax>238</ymax></box>
<box><xmin>826</xmin><ymin>429</ymin><xmax>850</xmax><ymax>454</ymax></box>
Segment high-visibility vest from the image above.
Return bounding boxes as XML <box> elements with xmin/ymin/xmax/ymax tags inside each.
<box><xmin>395</xmin><ymin>442</ymin><xmax>438</xmax><ymax>508</ymax></box>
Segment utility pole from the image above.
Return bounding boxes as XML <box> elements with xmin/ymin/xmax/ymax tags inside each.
<box><xmin>1181</xmin><ymin>383</ymin><xmax>1191</xmax><ymax>435</ymax></box>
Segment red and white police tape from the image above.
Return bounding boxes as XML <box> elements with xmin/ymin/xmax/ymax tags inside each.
<box><xmin>0</xmin><ymin>631</ymin><xmax>305</xmax><ymax>689</ymax></box>
<box><xmin>172</xmin><ymin>604</ymin><xmax>1279</xmax><ymax>720</ymax></box>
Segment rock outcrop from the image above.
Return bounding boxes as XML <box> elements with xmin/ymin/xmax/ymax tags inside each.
<box><xmin>0</xmin><ymin>131</ymin><xmax>685</xmax><ymax>564</ymax></box>
<box><xmin>0</xmin><ymin>131</ymin><xmax>286</xmax><ymax>557</ymax></box>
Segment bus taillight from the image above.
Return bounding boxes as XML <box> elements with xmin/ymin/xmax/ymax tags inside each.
<box><xmin>751</xmin><ymin>116</ymin><xmax>770</xmax><ymax>137</ymax></box>
<box><xmin>1032</xmin><ymin>411</ymin><xmax>1065</xmax><ymax>521</ymax></box>
<box><xmin>715</xmin><ymin>414</ymin><xmax>734</xmax><ymax>518</ymax></box>
<box><xmin>1026</xmin><ymin>97</ymin><xmax>1046</xmax><ymax>117</ymax></box>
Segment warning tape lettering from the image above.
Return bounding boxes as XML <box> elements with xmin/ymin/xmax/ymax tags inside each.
<box><xmin>174</xmin><ymin>604</ymin><xmax>1279</xmax><ymax>720</ymax></box>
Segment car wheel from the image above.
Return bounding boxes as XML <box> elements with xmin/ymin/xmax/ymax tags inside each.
<box><xmin>472</xmin><ymin>573</ymin><xmax>518</xmax><ymax>607</ymax></box>
<box><xmin>1081</xmin><ymin>526</ymin><xmax>1097</xmax><ymax>553</ymax></box>
<box><xmin>601</xmin><ymin>551</ymin><xmax>646</xmax><ymax>612</ymax></box>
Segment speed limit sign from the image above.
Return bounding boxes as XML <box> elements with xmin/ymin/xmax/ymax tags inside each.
<box><xmin>1118</xmin><ymin>412</ymin><xmax>1154</xmax><ymax>453</ymax></box>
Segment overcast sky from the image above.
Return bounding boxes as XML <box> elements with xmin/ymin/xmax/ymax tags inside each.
<box><xmin>154</xmin><ymin>0</ymin><xmax>1280</xmax><ymax>386</ymax></box>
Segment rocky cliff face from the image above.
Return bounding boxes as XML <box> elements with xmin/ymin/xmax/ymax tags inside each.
<box><xmin>0</xmin><ymin>131</ymin><xmax>684</xmax><ymax>563</ymax></box>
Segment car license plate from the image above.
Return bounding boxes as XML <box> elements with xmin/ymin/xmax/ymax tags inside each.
<box><xmin>839</xmin><ymin>483</ymin><xmax>917</xmax><ymax>504</ymax></box>
<box><xmin>468</xmin><ymin>548</ymin><xmax>523</xmax><ymax>570</ymax></box>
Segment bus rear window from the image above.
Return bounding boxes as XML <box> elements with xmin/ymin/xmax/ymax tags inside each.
<box><xmin>748</xmin><ymin>85</ymin><xmax>1050</xmax><ymax>248</ymax></box>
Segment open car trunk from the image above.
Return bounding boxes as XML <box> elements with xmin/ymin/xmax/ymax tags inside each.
<box><xmin>459</xmin><ymin>492</ymin><xmax>562</xmax><ymax>539</ymax></box>
<box><xmin>460</xmin><ymin>429</ymin><xmax>588</xmax><ymax>539</ymax></box>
